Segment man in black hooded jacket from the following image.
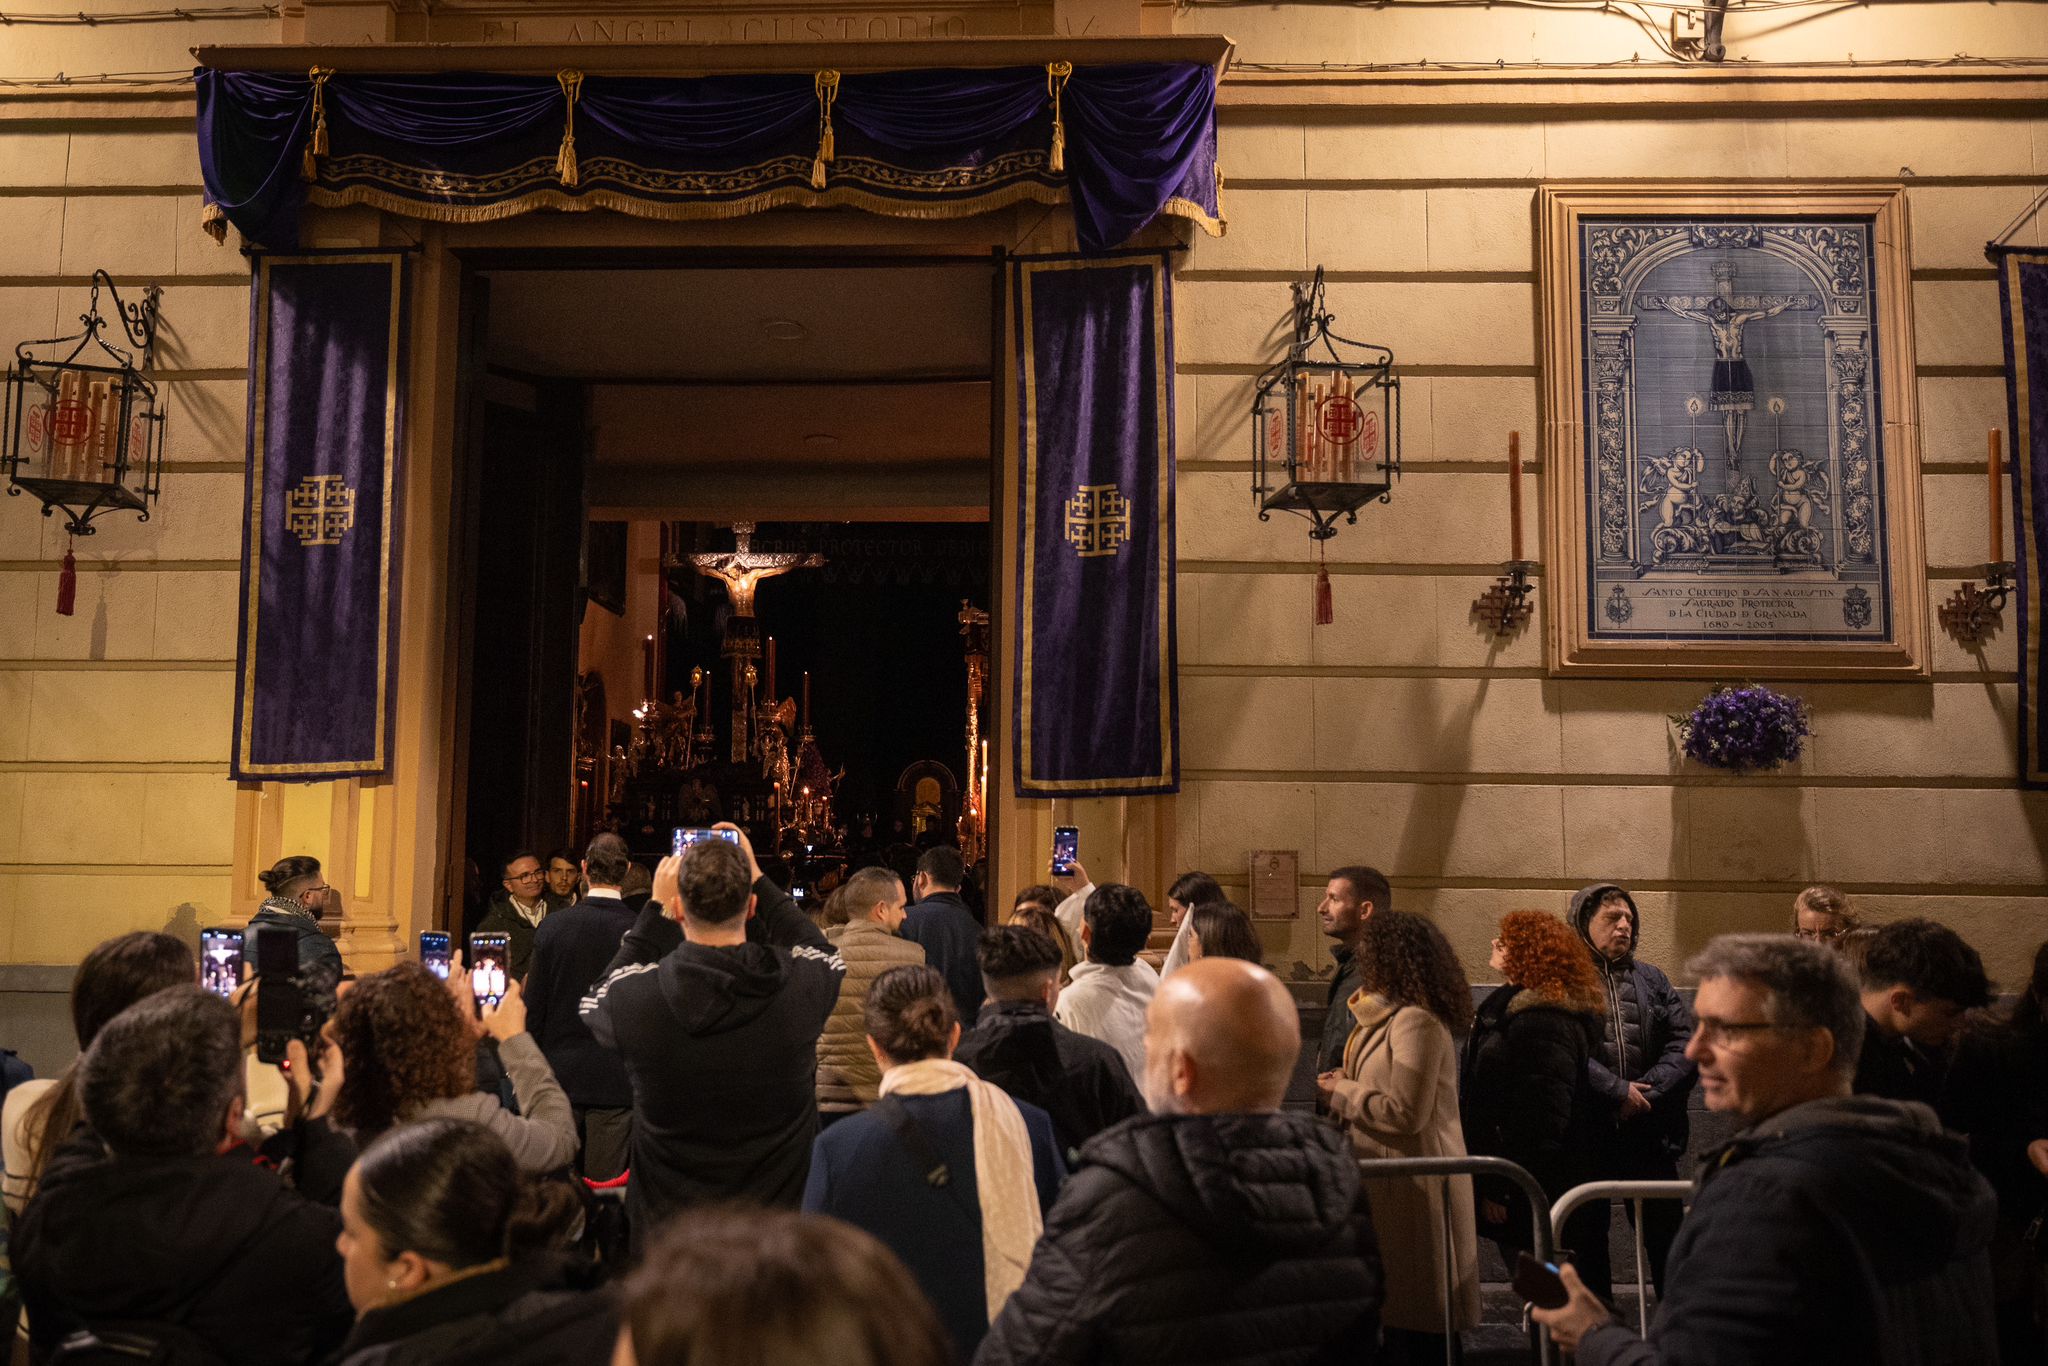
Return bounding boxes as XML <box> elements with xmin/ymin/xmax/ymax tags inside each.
<box><xmin>14</xmin><ymin>986</ymin><xmax>352</xmax><ymax>1365</ymax></box>
<box><xmin>974</xmin><ymin>957</ymin><xmax>1381</xmax><ymax>1366</ymax></box>
<box><xmin>1537</xmin><ymin>934</ymin><xmax>1998</xmax><ymax>1366</ymax></box>
<box><xmin>581</xmin><ymin>823</ymin><xmax>843</xmax><ymax>1254</ymax></box>
<box><xmin>1568</xmin><ymin>882</ymin><xmax>1696</xmax><ymax>1301</ymax></box>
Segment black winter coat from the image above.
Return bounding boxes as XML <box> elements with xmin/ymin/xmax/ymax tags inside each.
<box><xmin>1577</xmin><ymin>1096</ymin><xmax>1999</xmax><ymax>1366</ymax></box>
<box><xmin>904</xmin><ymin>892</ymin><xmax>987</xmax><ymax>1028</ymax></box>
<box><xmin>1569</xmin><ymin>884</ymin><xmax>1697</xmax><ymax>1156</ymax></box>
<box><xmin>1460</xmin><ymin>982</ymin><xmax>1604</xmax><ymax>1231</ymax></box>
<box><xmin>14</xmin><ymin>1128</ymin><xmax>352</xmax><ymax>1366</ymax></box>
<box><xmin>954</xmin><ymin>999</ymin><xmax>1145</xmax><ymax>1162</ymax></box>
<box><xmin>580</xmin><ymin>878</ymin><xmax>844</xmax><ymax>1253</ymax></box>
<box><xmin>972</xmin><ymin>1111</ymin><xmax>1383</xmax><ymax>1366</ymax></box>
<box><xmin>523</xmin><ymin>891</ymin><xmax>637</xmax><ymax>1109</ymax></box>
<box><xmin>329</xmin><ymin>1257</ymin><xmax>615</xmax><ymax>1366</ymax></box>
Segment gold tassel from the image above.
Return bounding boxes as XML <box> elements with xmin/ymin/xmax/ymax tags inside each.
<box><xmin>810</xmin><ymin>69</ymin><xmax>840</xmax><ymax>191</ymax></box>
<box><xmin>556</xmin><ymin>70</ymin><xmax>584</xmax><ymax>188</ymax></box>
<box><xmin>1046</xmin><ymin>61</ymin><xmax>1073</xmax><ymax>174</ymax></box>
<box><xmin>201</xmin><ymin>201</ymin><xmax>227</xmax><ymax>245</ymax></box>
<box><xmin>300</xmin><ymin>66</ymin><xmax>332</xmax><ymax>183</ymax></box>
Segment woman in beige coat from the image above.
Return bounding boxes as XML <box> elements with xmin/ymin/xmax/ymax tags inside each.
<box><xmin>1315</xmin><ymin>910</ymin><xmax>1481</xmax><ymax>1365</ymax></box>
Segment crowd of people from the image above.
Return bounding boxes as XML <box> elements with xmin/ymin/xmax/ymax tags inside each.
<box><xmin>0</xmin><ymin>830</ymin><xmax>2041</xmax><ymax>1366</ymax></box>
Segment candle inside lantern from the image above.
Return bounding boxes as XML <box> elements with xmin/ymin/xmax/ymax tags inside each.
<box><xmin>642</xmin><ymin>635</ymin><xmax>655</xmax><ymax>700</ymax></box>
<box><xmin>1508</xmin><ymin>431</ymin><xmax>1525</xmax><ymax>562</ymax></box>
<box><xmin>1989</xmin><ymin>429</ymin><xmax>2005</xmax><ymax>565</ymax></box>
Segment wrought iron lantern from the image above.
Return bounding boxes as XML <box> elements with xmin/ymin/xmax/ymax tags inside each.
<box><xmin>1251</xmin><ymin>267</ymin><xmax>1400</xmax><ymax>621</ymax></box>
<box><xmin>3</xmin><ymin>271</ymin><xmax>165</xmax><ymax>538</ymax></box>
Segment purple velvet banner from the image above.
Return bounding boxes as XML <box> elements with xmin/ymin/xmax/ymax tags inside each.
<box><xmin>1996</xmin><ymin>244</ymin><xmax>2048</xmax><ymax>787</ymax></box>
<box><xmin>232</xmin><ymin>252</ymin><xmax>408</xmax><ymax>780</ymax></box>
<box><xmin>1012</xmin><ymin>254</ymin><xmax>1177</xmax><ymax>797</ymax></box>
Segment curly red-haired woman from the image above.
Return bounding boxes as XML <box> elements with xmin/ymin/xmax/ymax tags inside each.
<box><xmin>1458</xmin><ymin>910</ymin><xmax>1608</xmax><ymax>1265</ymax></box>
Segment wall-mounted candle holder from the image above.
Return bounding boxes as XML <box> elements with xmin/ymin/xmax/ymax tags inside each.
<box><xmin>1938</xmin><ymin>561</ymin><xmax>2014</xmax><ymax>648</ymax></box>
<box><xmin>1473</xmin><ymin>560</ymin><xmax>1538</xmax><ymax>638</ymax></box>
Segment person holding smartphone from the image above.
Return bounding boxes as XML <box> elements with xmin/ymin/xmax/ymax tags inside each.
<box><xmin>325</xmin><ymin>962</ymin><xmax>577</xmax><ymax>1175</ymax></box>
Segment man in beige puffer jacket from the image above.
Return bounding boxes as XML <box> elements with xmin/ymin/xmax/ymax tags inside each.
<box><xmin>817</xmin><ymin>866</ymin><xmax>928</xmax><ymax>1124</ymax></box>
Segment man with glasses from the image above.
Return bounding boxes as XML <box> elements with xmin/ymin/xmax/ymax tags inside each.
<box><xmin>1853</xmin><ymin>917</ymin><xmax>1991</xmax><ymax>1107</ymax></box>
<box><xmin>1535</xmin><ymin>933</ymin><xmax>1997</xmax><ymax>1365</ymax></box>
<box><xmin>477</xmin><ymin>850</ymin><xmax>554</xmax><ymax>979</ymax></box>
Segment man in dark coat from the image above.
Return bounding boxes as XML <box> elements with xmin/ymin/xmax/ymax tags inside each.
<box><xmin>14</xmin><ymin>986</ymin><xmax>352</xmax><ymax>1365</ymax></box>
<box><xmin>1314</xmin><ymin>866</ymin><xmax>1389</xmax><ymax>1075</ymax></box>
<box><xmin>476</xmin><ymin>850</ymin><xmax>561</xmax><ymax>980</ymax></box>
<box><xmin>1537</xmin><ymin>934</ymin><xmax>1999</xmax><ymax>1366</ymax></box>
<box><xmin>525</xmin><ymin>831</ymin><xmax>638</xmax><ymax>1180</ymax></box>
<box><xmin>956</xmin><ymin>924</ymin><xmax>1145</xmax><ymax>1163</ymax></box>
<box><xmin>247</xmin><ymin>853</ymin><xmax>346</xmax><ymax>1020</ymax></box>
<box><xmin>974</xmin><ymin>958</ymin><xmax>1382</xmax><ymax>1366</ymax></box>
<box><xmin>1569</xmin><ymin>882</ymin><xmax>1697</xmax><ymax>1300</ymax></box>
<box><xmin>581</xmin><ymin>824</ymin><xmax>844</xmax><ymax>1255</ymax></box>
<box><xmin>903</xmin><ymin>845</ymin><xmax>987</xmax><ymax>1027</ymax></box>
<box><xmin>1854</xmin><ymin>917</ymin><xmax>1991</xmax><ymax>1107</ymax></box>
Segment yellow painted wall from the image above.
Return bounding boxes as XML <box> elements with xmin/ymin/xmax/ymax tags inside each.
<box><xmin>2</xmin><ymin>0</ymin><xmax>2045</xmax><ymax>988</ymax></box>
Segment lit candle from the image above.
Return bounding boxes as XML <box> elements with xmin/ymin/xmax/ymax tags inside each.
<box><xmin>1508</xmin><ymin>431</ymin><xmax>1525</xmax><ymax>561</ymax></box>
<box><xmin>766</xmin><ymin>636</ymin><xmax>777</xmax><ymax>699</ymax></box>
<box><xmin>642</xmin><ymin>635</ymin><xmax>655</xmax><ymax>699</ymax></box>
<box><xmin>802</xmin><ymin>670</ymin><xmax>811</xmax><ymax>731</ymax></box>
<box><xmin>1989</xmin><ymin>429</ymin><xmax>2005</xmax><ymax>565</ymax></box>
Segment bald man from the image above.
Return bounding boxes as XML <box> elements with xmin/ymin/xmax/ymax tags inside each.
<box><xmin>974</xmin><ymin>959</ymin><xmax>1384</xmax><ymax>1366</ymax></box>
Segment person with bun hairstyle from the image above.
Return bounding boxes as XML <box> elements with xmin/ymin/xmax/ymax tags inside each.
<box><xmin>3</xmin><ymin>931</ymin><xmax>195</xmax><ymax>1213</ymax></box>
<box><xmin>1459</xmin><ymin>910</ymin><xmax>1608</xmax><ymax>1270</ymax></box>
<box><xmin>248</xmin><ymin>854</ymin><xmax>346</xmax><ymax>1017</ymax></box>
<box><xmin>803</xmin><ymin>963</ymin><xmax>1064</xmax><ymax>1360</ymax></box>
<box><xmin>331</xmin><ymin>1119</ymin><xmax>611</xmax><ymax>1365</ymax></box>
<box><xmin>616</xmin><ymin>1207</ymin><xmax>953</xmax><ymax>1366</ymax></box>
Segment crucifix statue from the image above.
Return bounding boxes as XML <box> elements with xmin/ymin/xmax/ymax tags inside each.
<box><xmin>1641</xmin><ymin>263</ymin><xmax>1819</xmax><ymax>472</ymax></box>
<box><xmin>671</xmin><ymin>522</ymin><xmax>825</xmax><ymax>765</ymax></box>
<box><xmin>686</xmin><ymin>521</ymin><xmax>825</xmax><ymax>617</ymax></box>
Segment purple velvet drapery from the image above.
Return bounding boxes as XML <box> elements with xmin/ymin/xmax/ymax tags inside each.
<box><xmin>1996</xmin><ymin>244</ymin><xmax>2048</xmax><ymax>786</ymax></box>
<box><xmin>195</xmin><ymin>64</ymin><xmax>1220</xmax><ymax>253</ymax></box>
<box><xmin>231</xmin><ymin>252</ymin><xmax>408</xmax><ymax>781</ymax></box>
<box><xmin>1011</xmin><ymin>254</ymin><xmax>1178</xmax><ymax>796</ymax></box>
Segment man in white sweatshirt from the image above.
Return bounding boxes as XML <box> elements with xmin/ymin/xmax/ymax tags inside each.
<box><xmin>1053</xmin><ymin>882</ymin><xmax>1160</xmax><ymax>1085</ymax></box>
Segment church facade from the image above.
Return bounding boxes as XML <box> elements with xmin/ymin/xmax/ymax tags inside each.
<box><xmin>0</xmin><ymin>0</ymin><xmax>2042</xmax><ymax>1029</ymax></box>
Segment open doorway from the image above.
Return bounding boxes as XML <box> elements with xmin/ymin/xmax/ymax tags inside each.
<box><xmin>451</xmin><ymin>257</ymin><xmax>1000</xmax><ymax>930</ymax></box>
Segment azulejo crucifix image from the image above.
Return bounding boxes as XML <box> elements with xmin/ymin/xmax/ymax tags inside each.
<box><xmin>1540</xmin><ymin>185</ymin><xmax>1930</xmax><ymax>679</ymax></box>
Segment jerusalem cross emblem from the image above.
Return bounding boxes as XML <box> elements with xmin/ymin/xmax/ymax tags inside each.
<box><xmin>285</xmin><ymin>474</ymin><xmax>358</xmax><ymax>548</ymax></box>
<box><xmin>1063</xmin><ymin>483</ymin><xmax>1132</xmax><ymax>559</ymax></box>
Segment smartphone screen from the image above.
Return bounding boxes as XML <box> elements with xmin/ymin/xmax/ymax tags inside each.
<box><xmin>1052</xmin><ymin>825</ymin><xmax>1079</xmax><ymax>877</ymax></box>
<box><xmin>672</xmin><ymin>826</ymin><xmax>743</xmax><ymax>856</ymax></box>
<box><xmin>468</xmin><ymin>932</ymin><xmax>510</xmax><ymax>1008</ymax></box>
<box><xmin>200</xmin><ymin>928</ymin><xmax>244</xmax><ymax>999</ymax></box>
<box><xmin>419</xmin><ymin>930</ymin><xmax>452</xmax><ymax>981</ymax></box>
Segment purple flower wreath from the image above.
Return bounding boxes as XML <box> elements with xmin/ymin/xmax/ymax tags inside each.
<box><xmin>1672</xmin><ymin>684</ymin><xmax>1812</xmax><ymax>774</ymax></box>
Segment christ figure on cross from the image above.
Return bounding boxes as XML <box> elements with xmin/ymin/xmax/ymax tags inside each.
<box><xmin>687</xmin><ymin>522</ymin><xmax>825</xmax><ymax>617</ymax></box>
<box><xmin>1642</xmin><ymin>263</ymin><xmax>1819</xmax><ymax>471</ymax></box>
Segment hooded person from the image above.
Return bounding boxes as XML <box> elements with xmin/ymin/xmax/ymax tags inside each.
<box><xmin>580</xmin><ymin>826</ymin><xmax>845</xmax><ymax>1255</ymax></box>
<box><xmin>973</xmin><ymin>958</ymin><xmax>1383</xmax><ymax>1366</ymax></box>
<box><xmin>1566</xmin><ymin>882</ymin><xmax>1698</xmax><ymax>1302</ymax></box>
<box><xmin>1537</xmin><ymin>934</ymin><xmax>1999</xmax><ymax>1366</ymax></box>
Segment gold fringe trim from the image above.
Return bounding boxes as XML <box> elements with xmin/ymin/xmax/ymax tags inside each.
<box><xmin>301</xmin><ymin>65</ymin><xmax>332</xmax><ymax>183</ymax></box>
<box><xmin>1046</xmin><ymin>61</ymin><xmax>1073</xmax><ymax>175</ymax></box>
<box><xmin>201</xmin><ymin>200</ymin><xmax>228</xmax><ymax>244</ymax></box>
<box><xmin>811</xmin><ymin>69</ymin><xmax>839</xmax><ymax>191</ymax></box>
<box><xmin>556</xmin><ymin>69</ymin><xmax>584</xmax><ymax>188</ymax></box>
<box><xmin>306</xmin><ymin>176</ymin><xmax>1080</xmax><ymax>228</ymax></box>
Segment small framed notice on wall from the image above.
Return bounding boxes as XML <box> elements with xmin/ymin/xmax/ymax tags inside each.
<box><xmin>1248</xmin><ymin>850</ymin><xmax>1299</xmax><ymax>921</ymax></box>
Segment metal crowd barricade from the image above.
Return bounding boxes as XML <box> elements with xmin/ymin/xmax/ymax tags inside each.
<box><xmin>1354</xmin><ymin>1155</ymin><xmax>1558</xmax><ymax>1366</ymax></box>
<box><xmin>1549</xmin><ymin>1180</ymin><xmax>1694</xmax><ymax>1338</ymax></box>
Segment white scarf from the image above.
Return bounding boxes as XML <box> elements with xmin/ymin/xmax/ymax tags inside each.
<box><xmin>878</xmin><ymin>1057</ymin><xmax>1042</xmax><ymax>1321</ymax></box>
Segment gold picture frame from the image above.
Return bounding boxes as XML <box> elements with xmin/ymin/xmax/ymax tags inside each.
<box><xmin>1539</xmin><ymin>183</ymin><xmax>1929</xmax><ymax>679</ymax></box>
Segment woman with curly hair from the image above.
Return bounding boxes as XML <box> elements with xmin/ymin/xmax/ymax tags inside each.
<box><xmin>1459</xmin><ymin>910</ymin><xmax>1608</xmax><ymax>1269</ymax></box>
<box><xmin>328</xmin><ymin>962</ymin><xmax>577</xmax><ymax>1174</ymax></box>
<box><xmin>1314</xmin><ymin>911</ymin><xmax>1477</xmax><ymax>1363</ymax></box>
